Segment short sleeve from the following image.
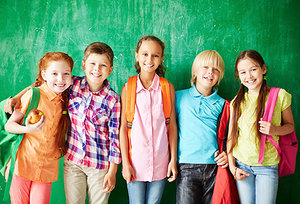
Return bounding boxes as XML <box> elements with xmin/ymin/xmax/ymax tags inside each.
<box><xmin>16</xmin><ymin>89</ymin><xmax>32</xmax><ymax>115</ymax></box>
<box><xmin>278</xmin><ymin>89</ymin><xmax>292</xmax><ymax>111</ymax></box>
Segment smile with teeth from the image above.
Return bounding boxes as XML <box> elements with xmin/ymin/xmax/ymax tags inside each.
<box><xmin>144</xmin><ymin>64</ymin><xmax>154</xmax><ymax>68</ymax></box>
<box><xmin>55</xmin><ymin>84</ymin><xmax>66</xmax><ymax>87</ymax></box>
<box><xmin>92</xmin><ymin>73</ymin><xmax>102</xmax><ymax>77</ymax></box>
<box><xmin>203</xmin><ymin>76</ymin><xmax>213</xmax><ymax>82</ymax></box>
<box><xmin>247</xmin><ymin>79</ymin><xmax>256</xmax><ymax>84</ymax></box>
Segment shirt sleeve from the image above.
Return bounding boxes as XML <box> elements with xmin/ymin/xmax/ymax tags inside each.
<box><xmin>278</xmin><ymin>88</ymin><xmax>292</xmax><ymax>111</ymax></box>
<box><xmin>108</xmin><ymin>97</ymin><xmax>122</xmax><ymax>164</ymax></box>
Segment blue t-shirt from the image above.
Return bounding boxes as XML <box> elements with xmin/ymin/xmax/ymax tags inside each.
<box><xmin>176</xmin><ymin>85</ymin><xmax>225</xmax><ymax>164</ymax></box>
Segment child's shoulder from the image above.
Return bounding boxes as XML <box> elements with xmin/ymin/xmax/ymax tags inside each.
<box><xmin>104</xmin><ymin>80</ymin><xmax>120</xmax><ymax>102</ymax></box>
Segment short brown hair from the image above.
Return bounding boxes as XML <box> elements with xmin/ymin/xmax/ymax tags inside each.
<box><xmin>83</xmin><ymin>42</ymin><xmax>114</xmax><ymax>66</ymax></box>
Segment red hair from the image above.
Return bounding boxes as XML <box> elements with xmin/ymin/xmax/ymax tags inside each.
<box><xmin>35</xmin><ymin>52</ymin><xmax>73</xmax><ymax>157</ymax></box>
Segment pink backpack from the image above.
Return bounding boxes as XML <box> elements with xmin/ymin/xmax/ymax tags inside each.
<box><xmin>258</xmin><ymin>87</ymin><xmax>298</xmax><ymax>177</ymax></box>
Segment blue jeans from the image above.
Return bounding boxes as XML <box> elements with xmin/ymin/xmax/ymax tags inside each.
<box><xmin>176</xmin><ymin>163</ymin><xmax>217</xmax><ymax>204</ymax></box>
<box><xmin>127</xmin><ymin>178</ymin><xmax>166</xmax><ymax>204</ymax></box>
<box><xmin>235</xmin><ymin>160</ymin><xmax>278</xmax><ymax>204</ymax></box>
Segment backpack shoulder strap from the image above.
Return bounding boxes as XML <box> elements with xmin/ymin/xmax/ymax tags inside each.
<box><xmin>159</xmin><ymin>77</ymin><xmax>171</xmax><ymax>131</ymax></box>
<box><xmin>262</xmin><ymin>87</ymin><xmax>280</xmax><ymax>123</ymax></box>
<box><xmin>258</xmin><ymin>87</ymin><xmax>281</xmax><ymax>164</ymax></box>
<box><xmin>125</xmin><ymin>75</ymin><xmax>138</xmax><ymax>129</ymax></box>
<box><xmin>23</xmin><ymin>87</ymin><xmax>40</xmax><ymax>125</ymax></box>
<box><xmin>3</xmin><ymin>87</ymin><xmax>40</xmax><ymax>201</ymax></box>
<box><xmin>216</xmin><ymin>100</ymin><xmax>230</xmax><ymax>152</ymax></box>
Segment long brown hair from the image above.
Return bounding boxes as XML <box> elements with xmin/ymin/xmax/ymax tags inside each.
<box><xmin>134</xmin><ymin>35</ymin><xmax>166</xmax><ymax>77</ymax></box>
<box><xmin>36</xmin><ymin>52</ymin><xmax>74</xmax><ymax>157</ymax></box>
<box><xmin>229</xmin><ymin>50</ymin><xmax>269</xmax><ymax>153</ymax></box>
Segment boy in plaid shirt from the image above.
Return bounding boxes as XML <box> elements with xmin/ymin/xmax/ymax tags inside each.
<box><xmin>64</xmin><ymin>42</ymin><xmax>121</xmax><ymax>204</ymax></box>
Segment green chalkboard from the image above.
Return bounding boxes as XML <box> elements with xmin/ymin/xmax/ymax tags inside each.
<box><xmin>1</xmin><ymin>0</ymin><xmax>299</xmax><ymax>203</ymax></box>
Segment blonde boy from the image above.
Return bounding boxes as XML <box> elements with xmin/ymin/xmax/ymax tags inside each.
<box><xmin>175</xmin><ymin>50</ymin><xmax>228</xmax><ymax>204</ymax></box>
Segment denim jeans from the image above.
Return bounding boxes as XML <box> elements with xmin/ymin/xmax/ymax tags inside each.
<box><xmin>235</xmin><ymin>160</ymin><xmax>278</xmax><ymax>204</ymax></box>
<box><xmin>127</xmin><ymin>178</ymin><xmax>166</xmax><ymax>204</ymax></box>
<box><xmin>176</xmin><ymin>163</ymin><xmax>217</xmax><ymax>204</ymax></box>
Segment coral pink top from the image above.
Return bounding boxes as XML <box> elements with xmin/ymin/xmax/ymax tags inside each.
<box><xmin>127</xmin><ymin>74</ymin><xmax>169</xmax><ymax>181</ymax></box>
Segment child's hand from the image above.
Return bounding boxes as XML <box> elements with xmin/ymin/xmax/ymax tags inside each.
<box><xmin>167</xmin><ymin>160</ymin><xmax>177</xmax><ymax>182</ymax></box>
<box><xmin>259</xmin><ymin>118</ymin><xmax>276</xmax><ymax>135</ymax></box>
<box><xmin>24</xmin><ymin>115</ymin><xmax>46</xmax><ymax>133</ymax></box>
<box><xmin>214</xmin><ymin>150</ymin><xmax>228</xmax><ymax>168</ymax></box>
<box><xmin>103</xmin><ymin>171</ymin><xmax>116</xmax><ymax>193</ymax></box>
<box><xmin>4</xmin><ymin>97</ymin><xmax>18</xmax><ymax>114</ymax></box>
<box><xmin>122</xmin><ymin>164</ymin><xmax>135</xmax><ymax>184</ymax></box>
<box><xmin>230</xmin><ymin>166</ymin><xmax>250</xmax><ymax>180</ymax></box>
<box><xmin>5</xmin><ymin>158</ymin><xmax>11</xmax><ymax>181</ymax></box>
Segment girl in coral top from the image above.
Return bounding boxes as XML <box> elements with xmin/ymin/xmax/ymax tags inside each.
<box><xmin>120</xmin><ymin>36</ymin><xmax>178</xmax><ymax>204</ymax></box>
<box><xmin>5</xmin><ymin>52</ymin><xmax>73</xmax><ymax>204</ymax></box>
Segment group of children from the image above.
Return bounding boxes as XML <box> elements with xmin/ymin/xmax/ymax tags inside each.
<box><xmin>3</xmin><ymin>35</ymin><xmax>295</xmax><ymax>204</ymax></box>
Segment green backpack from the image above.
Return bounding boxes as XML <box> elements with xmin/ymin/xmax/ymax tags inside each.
<box><xmin>0</xmin><ymin>87</ymin><xmax>40</xmax><ymax>201</ymax></box>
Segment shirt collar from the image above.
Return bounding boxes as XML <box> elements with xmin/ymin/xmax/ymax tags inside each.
<box><xmin>189</xmin><ymin>85</ymin><xmax>219</xmax><ymax>104</ymax></box>
<box><xmin>79</xmin><ymin>76</ymin><xmax>89</xmax><ymax>90</ymax></box>
<box><xmin>41</xmin><ymin>83</ymin><xmax>63</xmax><ymax>101</ymax></box>
<box><xmin>136</xmin><ymin>74</ymin><xmax>160</xmax><ymax>93</ymax></box>
<box><xmin>79</xmin><ymin>76</ymin><xmax>110</xmax><ymax>95</ymax></box>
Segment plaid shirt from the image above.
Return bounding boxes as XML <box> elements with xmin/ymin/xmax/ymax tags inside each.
<box><xmin>65</xmin><ymin>76</ymin><xmax>121</xmax><ymax>169</ymax></box>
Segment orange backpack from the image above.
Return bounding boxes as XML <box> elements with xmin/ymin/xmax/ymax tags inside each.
<box><xmin>125</xmin><ymin>75</ymin><xmax>171</xmax><ymax>164</ymax></box>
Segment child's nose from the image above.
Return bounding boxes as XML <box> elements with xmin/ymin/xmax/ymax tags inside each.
<box><xmin>57</xmin><ymin>74</ymin><xmax>63</xmax><ymax>81</ymax></box>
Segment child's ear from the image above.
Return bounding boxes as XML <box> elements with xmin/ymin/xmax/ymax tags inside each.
<box><xmin>135</xmin><ymin>52</ymin><xmax>138</xmax><ymax>61</ymax></box>
<box><xmin>82</xmin><ymin>61</ymin><xmax>86</xmax><ymax>71</ymax></box>
<box><xmin>109</xmin><ymin>66</ymin><xmax>113</xmax><ymax>75</ymax></box>
<box><xmin>41</xmin><ymin>70</ymin><xmax>47</xmax><ymax>81</ymax></box>
<box><xmin>262</xmin><ymin>64</ymin><xmax>267</xmax><ymax>74</ymax></box>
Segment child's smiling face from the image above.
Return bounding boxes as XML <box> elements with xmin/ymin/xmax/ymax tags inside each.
<box><xmin>135</xmin><ymin>40</ymin><xmax>164</xmax><ymax>74</ymax></box>
<box><xmin>42</xmin><ymin>60</ymin><xmax>72</xmax><ymax>94</ymax></box>
<box><xmin>237</xmin><ymin>58</ymin><xmax>266</xmax><ymax>94</ymax></box>
<box><xmin>195</xmin><ymin>65</ymin><xmax>220</xmax><ymax>91</ymax></box>
<box><xmin>82</xmin><ymin>53</ymin><xmax>113</xmax><ymax>92</ymax></box>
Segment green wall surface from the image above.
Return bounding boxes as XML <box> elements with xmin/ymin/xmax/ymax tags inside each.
<box><xmin>0</xmin><ymin>0</ymin><xmax>299</xmax><ymax>203</ymax></box>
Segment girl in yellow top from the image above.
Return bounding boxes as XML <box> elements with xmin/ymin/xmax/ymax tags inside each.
<box><xmin>227</xmin><ymin>50</ymin><xmax>295</xmax><ymax>204</ymax></box>
<box><xmin>5</xmin><ymin>52</ymin><xmax>73</xmax><ymax>204</ymax></box>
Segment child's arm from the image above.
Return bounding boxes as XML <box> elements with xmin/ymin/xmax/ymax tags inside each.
<box><xmin>103</xmin><ymin>162</ymin><xmax>118</xmax><ymax>193</ymax></box>
<box><xmin>259</xmin><ymin>106</ymin><xmax>294</xmax><ymax>136</ymax></box>
<box><xmin>119</xmin><ymin>85</ymin><xmax>135</xmax><ymax>183</ymax></box>
<box><xmin>5</xmin><ymin>110</ymin><xmax>45</xmax><ymax>134</ymax></box>
<box><xmin>227</xmin><ymin>109</ymin><xmax>249</xmax><ymax>180</ymax></box>
<box><xmin>167</xmin><ymin>83</ymin><xmax>178</xmax><ymax>182</ymax></box>
<box><xmin>4</xmin><ymin>86</ymin><xmax>30</xmax><ymax>114</ymax></box>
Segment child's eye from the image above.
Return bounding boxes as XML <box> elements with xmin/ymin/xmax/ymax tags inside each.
<box><xmin>142</xmin><ymin>53</ymin><xmax>148</xmax><ymax>57</ymax></box>
<box><xmin>101</xmin><ymin>64</ymin><xmax>107</xmax><ymax>67</ymax></box>
<box><xmin>90</xmin><ymin>62</ymin><xmax>95</xmax><ymax>65</ymax></box>
<box><xmin>52</xmin><ymin>73</ymin><xmax>57</xmax><ymax>76</ymax></box>
<box><xmin>65</xmin><ymin>73</ymin><xmax>70</xmax><ymax>76</ymax></box>
<box><xmin>213</xmin><ymin>68</ymin><xmax>220</xmax><ymax>72</ymax></box>
<box><xmin>202</xmin><ymin>66</ymin><xmax>208</xmax><ymax>69</ymax></box>
<box><xmin>154</xmin><ymin>55</ymin><xmax>159</xmax><ymax>58</ymax></box>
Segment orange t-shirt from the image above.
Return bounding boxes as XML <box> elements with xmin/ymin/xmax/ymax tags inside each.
<box><xmin>15</xmin><ymin>84</ymin><xmax>64</xmax><ymax>182</ymax></box>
